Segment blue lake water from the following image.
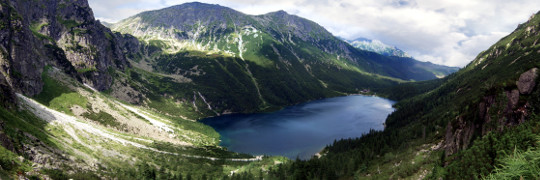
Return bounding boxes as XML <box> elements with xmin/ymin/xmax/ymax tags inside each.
<box><xmin>201</xmin><ymin>95</ymin><xmax>395</xmax><ymax>159</ymax></box>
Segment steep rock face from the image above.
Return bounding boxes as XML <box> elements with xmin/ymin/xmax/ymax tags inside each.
<box><xmin>30</xmin><ymin>0</ymin><xmax>129</xmax><ymax>90</ymax></box>
<box><xmin>444</xmin><ymin>116</ymin><xmax>475</xmax><ymax>156</ymax></box>
<box><xmin>114</xmin><ymin>32</ymin><xmax>141</xmax><ymax>59</ymax></box>
<box><xmin>0</xmin><ymin>72</ymin><xmax>15</xmax><ymax>108</ymax></box>
<box><xmin>0</xmin><ymin>0</ymin><xmax>129</xmax><ymax>96</ymax></box>
<box><xmin>0</xmin><ymin>0</ymin><xmax>46</xmax><ymax>96</ymax></box>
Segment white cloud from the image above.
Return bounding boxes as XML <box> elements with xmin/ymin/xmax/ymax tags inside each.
<box><xmin>88</xmin><ymin>0</ymin><xmax>540</xmax><ymax>67</ymax></box>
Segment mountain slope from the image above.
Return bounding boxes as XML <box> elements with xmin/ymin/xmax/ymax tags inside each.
<box><xmin>104</xmin><ymin>2</ymin><xmax>461</xmax><ymax>117</ymax></box>
<box><xmin>268</xmin><ymin>11</ymin><xmax>540</xmax><ymax>179</ymax></box>
<box><xmin>344</xmin><ymin>37</ymin><xmax>460</xmax><ymax>78</ymax></box>
<box><xmin>111</xmin><ymin>2</ymin><xmax>454</xmax><ymax>81</ymax></box>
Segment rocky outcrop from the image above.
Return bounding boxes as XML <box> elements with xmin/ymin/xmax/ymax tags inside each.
<box><xmin>33</xmin><ymin>0</ymin><xmax>129</xmax><ymax>91</ymax></box>
<box><xmin>444</xmin><ymin>116</ymin><xmax>475</xmax><ymax>156</ymax></box>
<box><xmin>0</xmin><ymin>0</ymin><xmax>46</xmax><ymax>96</ymax></box>
<box><xmin>517</xmin><ymin>67</ymin><xmax>538</xmax><ymax>94</ymax></box>
<box><xmin>113</xmin><ymin>32</ymin><xmax>142</xmax><ymax>59</ymax></box>
<box><xmin>0</xmin><ymin>72</ymin><xmax>15</xmax><ymax>108</ymax></box>
<box><xmin>444</xmin><ymin>67</ymin><xmax>538</xmax><ymax>156</ymax></box>
<box><xmin>0</xmin><ymin>0</ymin><xmax>129</xmax><ymax>98</ymax></box>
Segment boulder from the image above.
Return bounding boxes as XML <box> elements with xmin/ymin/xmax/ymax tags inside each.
<box><xmin>517</xmin><ymin>67</ymin><xmax>538</xmax><ymax>94</ymax></box>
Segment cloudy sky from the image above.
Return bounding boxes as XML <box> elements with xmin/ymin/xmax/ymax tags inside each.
<box><xmin>88</xmin><ymin>0</ymin><xmax>540</xmax><ymax>67</ymax></box>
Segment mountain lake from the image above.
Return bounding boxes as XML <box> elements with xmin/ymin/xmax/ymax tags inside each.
<box><xmin>201</xmin><ymin>95</ymin><xmax>395</xmax><ymax>159</ymax></box>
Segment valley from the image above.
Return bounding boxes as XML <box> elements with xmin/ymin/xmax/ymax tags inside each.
<box><xmin>0</xmin><ymin>0</ymin><xmax>538</xmax><ymax>179</ymax></box>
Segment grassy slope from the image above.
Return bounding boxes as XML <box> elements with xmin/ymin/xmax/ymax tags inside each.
<box><xmin>0</xmin><ymin>66</ymin><xmax>289</xmax><ymax>179</ymax></box>
<box><xmin>485</xmin><ymin>136</ymin><xmax>540</xmax><ymax>180</ymax></box>
<box><xmin>123</xmin><ymin>46</ymin><xmax>398</xmax><ymax>119</ymax></box>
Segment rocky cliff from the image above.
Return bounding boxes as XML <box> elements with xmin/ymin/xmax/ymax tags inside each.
<box><xmin>444</xmin><ymin>68</ymin><xmax>538</xmax><ymax>155</ymax></box>
<box><xmin>0</xmin><ymin>1</ymin><xmax>135</xmax><ymax>174</ymax></box>
<box><xmin>0</xmin><ymin>0</ymin><xmax>129</xmax><ymax>100</ymax></box>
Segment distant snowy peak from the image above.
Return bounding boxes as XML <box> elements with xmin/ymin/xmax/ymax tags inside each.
<box><xmin>346</xmin><ymin>38</ymin><xmax>411</xmax><ymax>58</ymax></box>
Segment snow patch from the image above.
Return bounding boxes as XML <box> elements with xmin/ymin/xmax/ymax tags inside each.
<box><xmin>83</xmin><ymin>84</ymin><xmax>98</xmax><ymax>92</ymax></box>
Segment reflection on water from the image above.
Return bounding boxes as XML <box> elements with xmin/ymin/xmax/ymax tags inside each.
<box><xmin>201</xmin><ymin>95</ymin><xmax>395</xmax><ymax>159</ymax></box>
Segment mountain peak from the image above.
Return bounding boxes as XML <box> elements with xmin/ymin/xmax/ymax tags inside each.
<box><xmin>264</xmin><ymin>10</ymin><xmax>294</xmax><ymax>18</ymax></box>
<box><xmin>271</xmin><ymin>10</ymin><xmax>288</xmax><ymax>15</ymax></box>
<box><xmin>345</xmin><ymin>38</ymin><xmax>411</xmax><ymax>58</ymax></box>
<box><xmin>169</xmin><ymin>2</ymin><xmax>228</xmax><ymax>9</ymax></box>
<box><xmin>156</xmin><ymin>1</ymin><xmax>239</xmax><ymax>15</ymax></box>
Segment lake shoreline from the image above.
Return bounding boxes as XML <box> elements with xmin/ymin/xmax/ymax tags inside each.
<box><xmin>202</xmin><ymin>95</ymin><xmax>395</xmax><ymax>160</ymax></box>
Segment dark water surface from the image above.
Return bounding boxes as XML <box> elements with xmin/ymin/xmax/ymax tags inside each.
<box><xmin>201</xmin><ymin>95</ymin><xmax>395</xmax><ymax>159</ymax></box>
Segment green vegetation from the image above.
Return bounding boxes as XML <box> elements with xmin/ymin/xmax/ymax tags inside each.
<box><xmin>148</xmin><ymin>39</ymin><xmax>169</xmax><ymax>49</ymax></box>
<box><xmin>30</xmin><ymin>22</ymin><xmax>54</xmax><ymax>42</ymax></box>
<box><xmin>0</xmin><ymin>146</ymin><xmax>32</xmax><ymax>177</ymax></box>
<box><xmin>34</xmin><ymin>66</ymin><xmax>87</xmax><ymax>115</ymax></box>
<box><xmin>41</xmin><ymin>169</ymin><xmax>101</xmax><ymax>180</ymax></box>
<box><xmin>75</xmin><ymin>67</ymin><xmax>97</xmax><ymax>73</ymax></box>
<box><xmin>56</xmin><ymin>16</ymin><xmax>80</xmax><ymax>30</ymax></box>
<box><xmin>33</xmin><ymin>66</ymin><xmax>72</xmax><ymax>106</ymax></box>
<box><xmin>82</xmin><ymin>110</ymin><xmax>122</xmax><ymax>128</ymax></box>
<box><xmin>127</xmin><ymin>46</ymin><xmax>399</xmax><ymax>119</ymax></box>
<box><xmin>71</xmin><ymin>28</ymin><xmax>88</xmax><ymax>35</ymax></box>
<box><xmin>485</xmin><ymin>137</ymin><xmax>540</xmax><ymax>180</ymax></box>
<box><xmin>0</xmin><ymin>108</ymin><xmax>59</xmax><ymax>149</ymax></box>
<box><xmin>0</xmin><ymin>106</ymin><xmax>66</xmax><ymax>179</ymax></box>
<box><xmin>445</xmin><ymin>118</ymin><xmax>540</xmax><ymax>179</ymax></box>
<box><xmin>48</xmin><ymin>92</ymin><xmax>87</xmax><ymax>115</ymax></box>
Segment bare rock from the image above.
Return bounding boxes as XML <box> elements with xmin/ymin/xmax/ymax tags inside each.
<box><xmin>517</xmin><ymin>67</ymin><xmax>538</xmax><ymax>94</ymax></box>
<box><xmin>444</xmin><ymin>116</ymin><xmax>474</xmax><ymax>156</ymax></box>
<box><xmin>0</xmin><ymin>72</ymin><xmax>16</xmax><ymax>108</ymax></box>
<box><xmin>506</xmin><ymin>89</ymin><xmax>520</xmax><ymax>110</ymax></box>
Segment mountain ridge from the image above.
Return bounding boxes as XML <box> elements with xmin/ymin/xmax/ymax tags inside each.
<box><xmin>103</xmin><ymin>2</ymin><xmax>461</xmax><ymax>118</ymax></box>
<box><xmin>345</xmin><ymin>37</ymin><xmax>411</xmax><ymax>58</ymax></box>
<box><xmin>111</xmin><ymin>2</ymin><xmax>457</xmax><ymax>81</ymax></box>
